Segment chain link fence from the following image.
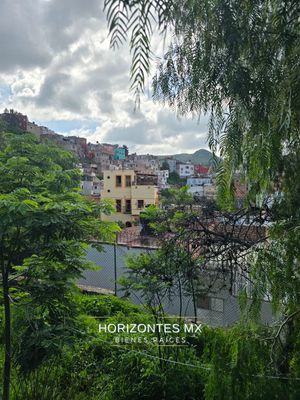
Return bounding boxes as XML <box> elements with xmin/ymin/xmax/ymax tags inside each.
<box><xmin>78</xmin><ymin>243</ymin><xmax>145</xmax><ymax>296</ymax></box>
<box><xmin>78</xmin><ymin>242</ymin><xmax>274</xmax><ymax>327</ymax></box>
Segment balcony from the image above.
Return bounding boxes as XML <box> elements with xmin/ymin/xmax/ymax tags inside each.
<box><xmin>133</xmin><ymin>173</ymin><xmax>158</xmax><ymax>186</ymax></box>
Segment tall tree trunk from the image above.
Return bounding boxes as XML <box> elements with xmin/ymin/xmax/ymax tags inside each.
<box><xmin>2</xmin><ymin>269</ymin><xmax>11</xmax><ymax>400</ymax></box>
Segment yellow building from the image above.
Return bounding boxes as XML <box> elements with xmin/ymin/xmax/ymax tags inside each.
<box><xmin>101</xmin><ymin>170</ymin><xmax>159</xmax><ymax>226</ymax></box>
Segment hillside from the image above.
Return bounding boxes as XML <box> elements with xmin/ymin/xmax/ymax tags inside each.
<box><xmin>162</xmin><ymin>149</ymin><xmax>214</xmax><ymax>165</ymax></box>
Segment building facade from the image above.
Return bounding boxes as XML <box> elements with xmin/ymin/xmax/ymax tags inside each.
<box><xmin>194</xmin><ymin>164</ymin><xmax>210</xmax><ymax>175</ymax></box>
<box><xmin>157</xmin><ymin>170</ymin><xmax>169</xmax><ymax>189</ymax></box>
<box><xmin>187</xmin><ymin>176</ymin><xmax>212</xmax><ymax>187</ymax></box>
<box><xmin>80</xmin><ymin>164</ymin><xmax>102</xmax><ymax>198</ymax></box>
<box><xmin>101</xmin><ymin>170</ymin><xmax>159</xmax><ymax>226</ymax></box>
<box><xmin>177</xmin><ymin>163</ymin><xmax>195</xmax><ymax>178</ymax></box>
<box><xmin>114</xmin><ymin>146</ymin><xmax>126</xmax><ymax>160</ymax></box>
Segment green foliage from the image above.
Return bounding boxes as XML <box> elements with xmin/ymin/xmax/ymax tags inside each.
<box><xmin>79</xmin><ymin>294</ymin><xmax>141</xmax><ymax>317</ymax></box>
<box><xmin>160</xmin><ymin>185</ymin><xmax>194</xmax><ymax>207</ymax></box>
<box><xmin>121</xmin><ymin>197</ymin><xmax>205</xmax><ymax>323</ymax></box>
<box><xmin>252</xmin><ymin>222</ymin><xmax>300</xmax><ymax>311</ymax></box>
<box><xmin>0</xmin><ymin>290</ymin><xmax>299</xmax><ymax>399</ymax></box>
<box><xmin>105</xmin><ymin>0</ymin><xmax>300</xmax><ymax>206</ymax></box>
<box><xmin>121</xmin><ymin>183</ymin><xmax>300</xmax><ymax>397</ymax></box>
<box><xmin>105</xmin><ymin>4</ymin><xmax>300</xmax><ymax>397</ymax></box>
<box><xmin>100</xmin><ymin>350</ymin><xmax>205</xmax><ymax>400</ymax></box>
<box><xmin>173</xmin><ymin>149</ymin><xmax>214</xmax><ymax>166</ymax></box>
<box><xmin>201</xmin><ymin>324</ymin><xmax>300</xmax><ymax>400</ymax></box>
<box><xmin>167</xmin><ymin>171</ymin><xmax>186</xmax><ymax>186</ymax></box>
<box><xmin>104</xmin><ymin>0</ymin><xmax>173</xmax><ymax>106</ymax></box>
<box><xmin>116</xmin><ymin>219</ymin><xmax>126</xmax><ymax>229</ymax></box>
<box><xmin>0</xmin><ymin>131</ymin><xmax>119</xmax><ymax>399</ymax></box>
<box><xmin>160</xmin><ymin>160</ymin><xmax>170</xmax><ymax>170</ymax></box>
<box><xmin>2</xmin><ymin>0</ymin><xmax>300</xmax><ymax>394</ymax></box>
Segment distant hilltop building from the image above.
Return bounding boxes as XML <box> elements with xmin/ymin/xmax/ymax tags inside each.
<box><xmin>0</xmin><ymin>108</ymin><xmax>219</xmax><ymax>204</ymax></box>
<box><xmin>0</xmin><ymin>108</ymin><xmax>91</xmax><ymax>159</ymax></box>
<box><xmin>0</xmin><ymin>109</ymin><xmax>57</xmax><ymax>139</ymax></box>
<box><xmin>114</xmin><ymin>146</ymin><xmax>128</xmax><ymax>160</ymax></box>
<box><xmin>1</xmin><ymin>109</ymin><xmax>32</xmax><ymax>134</ymax></box>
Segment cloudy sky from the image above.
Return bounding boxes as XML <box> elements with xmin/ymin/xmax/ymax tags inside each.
<box><xmin>0</xmin><ymin>0</ymin><xmax>210</xmax><ymax>155</ymax></box>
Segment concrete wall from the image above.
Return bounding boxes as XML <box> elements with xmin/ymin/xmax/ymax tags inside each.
<box><xmin>79</xmin><ymin>244</ymin><xmax>274</xmax><ymax>327</ymax></box>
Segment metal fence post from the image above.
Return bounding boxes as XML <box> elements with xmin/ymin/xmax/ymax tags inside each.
<box><xmin>114</xmin><ymin>240</ymin><xmax>117</xmax><ymax>296</ymax></box>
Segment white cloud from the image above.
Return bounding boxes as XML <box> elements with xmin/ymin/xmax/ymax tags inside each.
<box><xmin>0</xmin><ymin>0</ymin><xmax>210</xmax><ymax>155</ymax></box>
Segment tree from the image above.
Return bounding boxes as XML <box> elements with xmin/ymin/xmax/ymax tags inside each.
<box><xmin>121</xmin><ymin>191</ymin><xmax>300</xmax><ymax>397</ymax></box>
<box><xmin>104</xmin><ymin>0</ymin><xmax>300</xmax><ymax>354</ymax></box>
<box><xmin>167</xmin><ymin>171</ymin><xmax>185</xmax><ymax>186</ymax></box>
<box><xmin>160</xmin><ymin>160</ymin><xmax>169</xmax><ymax>171</ymax></box>
<box><xmin>160</xmin><ymin>186</ymin><xmax>194</xmax><ymax>208</ymax></box>
<box><xmin>124</xmin><ymin>188</ymin><xmax>270</xmax><ymax>319</ymax></box>
<box><xmin>104</xmin><ymin>0</ymin><xmax>300</xmax><ymax>201</ymax></box>
<box><xmin>0</xmin><ymin>132</ymin><xmax>118</xmax><ymax>399</ymax></box>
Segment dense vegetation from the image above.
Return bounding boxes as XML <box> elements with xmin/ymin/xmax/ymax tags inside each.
<box><xmin>0</xmin><ymin>131</ymin><xmax>299</xmax><ymax>399</ymax></box>
<box><xmin>3</xmin><ymin>290</ymin><xmax>300</xmax><ymax>400</ymax></box>
<box><xmin>0</xmin><ymin>0</ymin><xmax>299</xmax><ymax>397</ymax></box>
<box><xmin>103</xmin><ymin>0</ymin><xmax>300</xmax><ymax>398</ymax></box>
<box><xmin>0</xmin><ymin>131</ymin><xmax>118</xmax><ymax>399</ymax></box>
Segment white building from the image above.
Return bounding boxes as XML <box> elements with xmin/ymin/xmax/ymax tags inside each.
<box><xmin>187</xmin><ymin>176</ymin><xmax>216</xmax><ymax>198</ymax></box>
<box><xmin>188</xmin><ymin>184</ymin><xmax>216</xmax><ymax>199</ymax></box>
<box><xmin>187</xmin><ymin>176</ymin><xmax>212</xmax><ymax>186</ymax></box>
<box><xmin>165</xmin><ymin>158</ymin><xmax>177</xmax><ymax>173</ymax></box>
<box><xmin>157</xmin><ymin>170</ymin><xmax>169</xmax><ymax>189</ymax></box>
<box><xmin>81</xmin><ymin>176</ymin><xmax>102</xmax><ymax>197</ymax></box>
<box><xmin>80</xmin><ymin>166</ymin><xmax>102</xmax><ymax>197</ymax></box>
<box><xmin>177</xmin><ymin>163</ymin><xmax>195</xmax><ymax>178</ymax></box>
<box><xmin>188</xmin><ymin>185</ymin><xmax>205</xmax><ymax>196</ymax></box>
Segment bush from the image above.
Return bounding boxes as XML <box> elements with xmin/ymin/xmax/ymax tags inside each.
<box><xmin>78</xmin><ymin>294</ymin><xmax>141</xmax><ymax>317</ymax></box>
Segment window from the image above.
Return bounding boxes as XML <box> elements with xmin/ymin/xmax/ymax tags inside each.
<box><xmin>210</xmin><ymin>298</ymin><xmax>224</xmax><ymax>312</ymax></box>
<box><xmin>125</xmin><ymin>175</ymin><xmax>131</xmax><ymax>187</ymax></box>
<box><xmin>137</xmin><ymin>200</ymin><xmax>144</xmax><ymax>209</ymax></box>
<box><xmin>197</xmin><ymin>296</ymin><xmax>224</xmax><ymax>312</ymax></box>
<box><xmin>125</xmin><ymin>199</ymin><xmax>131</xmax><ymax>213</ymax></box>
<box><xmin>107</xmin><ymin>176</ymin><xmax>110</xmax><ymax>179</ymax></box>
<box><xmin>107</xmin><ymin>189</ymin><xmax>110</xmax><ymax>193</ymax></box>
<box><xmin>116</xmin><ymin>175</ymin><xmax>122</xmax><ymax>187</ymax></box>
<box><xmin>197</xmin><ymin>296</ymin><xmax>210</xmax><ymax>310</ymax></box>
<box><xmin>115</xmin><ymin>199</ymin><xmax>122</xmax><ymax>212</ymax></box>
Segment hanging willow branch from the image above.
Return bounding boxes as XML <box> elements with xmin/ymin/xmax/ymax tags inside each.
<box><xmin>104</xmin><ymin>0</ymin><xmax>174</xmax><ymax>106</ymax></box>
<box><xmin>104</xmin><ymin>0</ymin><xmax>300</xmax><ymax>209</ymax></box>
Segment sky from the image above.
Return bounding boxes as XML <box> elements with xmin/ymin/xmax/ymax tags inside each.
<box><xmin>0</xmin><ymin>0</ymin><xmax>210</xmax><ymax>155</ymax></box>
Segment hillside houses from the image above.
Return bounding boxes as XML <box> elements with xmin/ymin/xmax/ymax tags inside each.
<box><xmin>0</xmin><ymin>109</ymin><xmax>226</xmax><ymax>214</ymax></box>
